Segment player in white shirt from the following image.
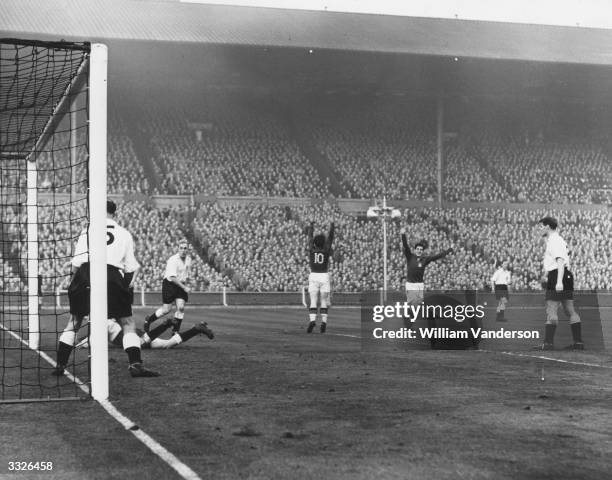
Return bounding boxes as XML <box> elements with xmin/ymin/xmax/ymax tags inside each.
<box><xmin>53</xmin><ymin>200</ymin><xmax>159</xmax><ymax>377</ymax></box>
<box><xmin>537</xmin><ymin>216</ymin><xmax>583</xmax><ymax>350</ymax></box>
<box><xmin>143</xmin><ymin>241</ymin><xmax>193</xmax><ymax>335</ymax></box>
<box><xmin>491</xmin><ymin>260</ymin><xmax>511</xmax><ymax>322</ymax></box>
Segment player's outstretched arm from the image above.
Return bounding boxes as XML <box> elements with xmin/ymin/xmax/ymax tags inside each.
<box><xmin>429</xmin><ymin>246</ymin><xmax>454</xmax><ymax>262</ymax></box>
<box><xmin>400</xmin><ymin>228</ymin><xmax>411</xmax><ymax>258</ymax></box>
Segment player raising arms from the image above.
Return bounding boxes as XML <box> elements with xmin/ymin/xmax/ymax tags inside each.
<box><xmin>306</xmin><ymin>221</ymin><xmax>335</xmax><ymax>333</ymax></box>
<box><xmin>143</xmin><ymin>241</ymin><xmax>192</xmax><ymax>336</ymax></box>
<box><xmin>400</xmin><ymin>227</ymin><xmax>453</xmax><ymax>304</ymax></box>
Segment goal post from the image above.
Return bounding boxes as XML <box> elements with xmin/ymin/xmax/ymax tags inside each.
<box><xmin>0</xmin><ymin>39</ymin><xmax>108</xmax><ymax>402</ymax></box>
<box><xmin>89</xmin><ymin>43</ymin><xmax>109</xmax><ymax>401</ymax></box>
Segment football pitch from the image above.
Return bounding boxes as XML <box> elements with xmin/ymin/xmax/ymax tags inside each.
<box><xmin>2</xmin><ymin>306</ymin><xmax>612</xmax><ymax>479</ymax></box>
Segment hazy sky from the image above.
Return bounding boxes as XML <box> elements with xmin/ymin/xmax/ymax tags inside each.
<box><xmin>181</xmin><ymin>0</ymin><xmax>612</xmax><ymax>29</ymax></box>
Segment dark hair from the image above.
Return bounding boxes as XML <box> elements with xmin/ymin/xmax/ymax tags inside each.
<box><xmin>538</xmin><ymin>216</ymin><xmax>558</xmax><ymax>230</ymax></box>
<box><xmin>313</xmin><ymin>234</ymin><xmax>326</xmax><ymax>249</ymax></box>
<box><xmin>415</xmin><ymin>240</ymin><xmax>428</xmax><ymax>249</ymax></box>
<box><xmin>107</xmin><ymin>200</ymin><xmax>117</xmax><ymax>215</ymax></box>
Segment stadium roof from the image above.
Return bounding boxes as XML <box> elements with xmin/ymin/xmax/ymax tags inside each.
<box><xmin>3</xmin><ymin>0</ymin><xmax>612</xmax><ymax>65</ymax></box>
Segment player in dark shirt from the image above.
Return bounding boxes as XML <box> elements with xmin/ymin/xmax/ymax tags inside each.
<box><xmin>401</xmin><ymin>227</ymin><xmax>453</xmax><ymax>304</ymax></box>
<box><xmin>307</xmin><ymin>222</ymin><xmax>334</xmax><ymax>333</ymax></box>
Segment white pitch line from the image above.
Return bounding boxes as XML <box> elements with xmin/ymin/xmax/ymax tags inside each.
<box><xmin>479</xmin><ymin>349</ymin><xmax>612</xmax><ymax>369</ymax></box>
<box><xmin>0</xmin><ymin>323</ymin><xmax>202</xmax><ymax>480</ymax></box>
<box><xmin>327</xmin><ymin>333</ymin><xmax>361</xmax><ymax>339</ymax></box>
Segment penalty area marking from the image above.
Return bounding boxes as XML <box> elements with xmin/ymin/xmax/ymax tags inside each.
<box><xmin>479</xmin><ymin>349</ymin><xmax>612</xmax><ymax>369</ymax></box>
<box><xmin>0</xmin><ymin>322</ymin><xmax>202</xmax><ymax>480</ymax></box>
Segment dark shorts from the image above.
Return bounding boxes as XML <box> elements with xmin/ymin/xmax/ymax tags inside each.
<box><xmin>67</xmin><ymin>263</ymin><xmax>132</xmax><ymax>318</ymax></box>
<box><xmin>545</xmin><ymin>269</ymin><xmax>574</xmax><ymax>301</ymax></box>
<box><xmin>68</xmin><ymin>264</ymin><xmax>90</xmax><ymax>317</ymax></box>
<box><xmin>162</xmin><ymin>278</ymin><xmax>188</xmax><ymax>304</ymax></box>
<box><xmin>108</xmin><ymin>266</ymin><xmax>133</xmax><ymax>319</ymax></box>
<box><xmin>494</xmin><ymin>284</ymin><xmax>509</xmax><ymax>300</ymax></box>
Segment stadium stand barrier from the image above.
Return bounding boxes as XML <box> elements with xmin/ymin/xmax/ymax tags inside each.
<box><xmin>46</xmin><ymin>288</ymin><xmax>608</xmax><ymax>308</ymax></box>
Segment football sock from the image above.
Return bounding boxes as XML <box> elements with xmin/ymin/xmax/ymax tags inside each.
<box><xmin>320</xmin><ymin>307</ymin><xmax>328</xmax><ymax>324</ymax></box>
<box><xmin>148</xmin><ymin>322</ymin><xmax>171</xmax><ymax>341</ymax></box>
<box><xmin>123</xmin><ymin>332</ymin><xmax>143</xmax><ymax>364</ymax></box>
<box><xmin>570</xmin><ymin>322</ymin><xmax>582</xmax><ymax>343</ymax></box>
<box><xmin>308</xmin><ymin>307</ymin><xmax>317</xmax><ymax>323</ymax></box>
<box><xmin>111</xmin><ymin>332</ymin><xmax>124</xmax><ymax>347</ymax></box>
<box><xmin>172</xmin><ymin>316</ymin><xmax>183</xmax><ymax>333</ymax></box>
<box><xmin>179</xmin><ymin>327</ymin><xmax>199</xmax><ymax>342</ymax></box>
<box><xmin>125</xmin><ymin>347</ymin><xmax>141</xmax><ymax>365</ymax></box>
<box><xmin>544</xmin><ymin>324</ymin><xmax>557</xmax><ymax>345</ymax></box>
<box><xmin>56</xmin><ymin>341</ymin><xmax>73</xmax><ymax>367</ymax></box>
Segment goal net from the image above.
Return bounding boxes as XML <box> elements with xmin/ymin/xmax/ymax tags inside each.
<box><xmin>0</xmin><ymin>39</ymin><xmax>108</xmax><ymax>402</ymax></box>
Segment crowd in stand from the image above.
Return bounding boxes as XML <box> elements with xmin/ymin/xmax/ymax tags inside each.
<box><xmin>476</xmin><ymin>136</ymin><xmax>612</xmax><ymax>203</ymax></box>
<box><xmin>2</xmin><ymin>198</ymin><xmax>612</xmax><ymax>294</ymax></box>
<box><xmin>192</xmin><ymin>202</ymin><xmax>306</xmax><ymax>291</ymax></box>
<box><xmin>143</xmin><ymin>95</ymin><xmax>329</xmax><ymax>198</ymax></box>
<box><xmin>4</xmin><ymin>94</ymin><xmax>612</xmax><ymax>295</ymax></box>
<box><xmin>116</xmin><ymin>202</ymin><xmax>231</xmax><ymax>291</ymax></box>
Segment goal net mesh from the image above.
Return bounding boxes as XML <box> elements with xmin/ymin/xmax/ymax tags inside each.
<box><xmin>1</xmin><ymin>39</ymin><xmax>91</xmax><ymax>402</ymax></box>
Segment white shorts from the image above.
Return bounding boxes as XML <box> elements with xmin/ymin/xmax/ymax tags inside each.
<box><xmin>405</xmin><ymin>282</ymin><xmax>425</xmax><ymax>292</ymax></box>
<box><xmin>309</xmin><ymin>272</ymin><xmax>331</xmax><ymax>294</ymax></box>
<box><xmin>405</xmin><ymin>282</ymin><xmax>424</xmax><ymax>304</ymax></box>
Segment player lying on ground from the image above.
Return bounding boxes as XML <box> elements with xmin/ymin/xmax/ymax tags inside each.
<box><xmin>307</xmin><ymin>221</ymin><xmax>335</xmax><ymax>333</ymax></box>
<box><xmin>143</xmin><ymin>241</ymin><xmax>192</xmax><ymax>336</ymax></box>
<box><xmin>76</xmin><ymin>318</ymin><xmax>214</xmax><ymax>350</ymax></box>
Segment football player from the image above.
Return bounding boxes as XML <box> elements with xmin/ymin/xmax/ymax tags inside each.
<box><xmin>400</xmin><ymin>227</ymin><xmax>453</xmax><ymax>305</ymax></box>
<box><xmin>143</xmin><ymin>241</ymin><xmax>192</xmax><ymax>335</ymax></box>
<box><xmin>53</xmin><ymin>200</ymin><xmax>159</xmax><ymax>378</ymax></box>
<box><xmin>76</xmin><ymin>318</ymin><xmax>214</xmax><ymax>350</ymax></box>
<box><xmin>306</xmin><ymin>221</ymin><xmax>335</xmax><ymax>333</ymax></box>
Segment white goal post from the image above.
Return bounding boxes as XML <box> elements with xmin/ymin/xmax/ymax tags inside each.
<box><xmin>89</xmin><ymin>43</ymin><xmax>109</xmax><ymax>401</ymax></box>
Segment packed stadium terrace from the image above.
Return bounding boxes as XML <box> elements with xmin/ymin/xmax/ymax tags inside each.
<box><xmin>475</xmin><ymin>136</ymin><xmax>612</xmax><ymax>203</ymax></box>
<box><xmin>1</xmin><ymin>198</ymin><xmax>612</xmax><ymax>293</ymax></box>
<box><xmin>3</xmin><ymin>94</ymin><xmax>612</xmax><ymax>293</ymax></box>
<box><xmin>10</xmin><ymin>93</ymin><xmax>610</xmax><ymax>203</ymax></box>
<box><xmin>141</xmin><ymin>94</ymin><xmax>329</xmax><ymax>197</ymax></box>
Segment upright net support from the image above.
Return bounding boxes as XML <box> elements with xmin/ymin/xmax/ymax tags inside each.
<box><xmin>27</xmin><ymin>159</ymin><xmax>39</xmax><ymax>349</ymax></box>
<box><xmin>0</xmin><ymin>39</ymin><xmax>107</xmax><ymax>402</ymax></box>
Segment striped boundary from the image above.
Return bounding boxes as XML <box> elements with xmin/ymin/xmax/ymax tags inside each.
<box><xmin>0</xmin><ymin>322</ymin><xmax>202</xmax><ymax>480</ymax></box>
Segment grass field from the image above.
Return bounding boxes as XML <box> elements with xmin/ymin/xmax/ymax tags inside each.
<box><xmin>2</xmin><ymin>306</ymin><xmax>612</xmax><ymax>479</ymax></box>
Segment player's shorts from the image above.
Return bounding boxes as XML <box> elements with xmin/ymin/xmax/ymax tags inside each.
<box><xmin>308</xmin><ymin>272</ymin><xmax>331</xmax><ymax>294</ymax></box>
<box><xmin>68</xmin><ymin>264</ymin><xmax>132</xmax><ymax>318</ymax></box>
<box><xmin>405</xmin><ymin>282</ymin><xmax>424</xmax><ymax>304</ymax></box>
<box><xmin>494</xmin><ymin>284</ymin><xmax>509</xmax><ymax>300</ymax></box>
<box><xmin>162</xmin><ymin>278</ymin><xmax>189</xmax><ymax>304</ymax></box>
<box><xmin>545</xmin><ymin>268</ymin><xmax>574</xmax><ymax>301</ymax></box>
<box><xmin>68</xmin><ymin>263</ymin><xmax>90</xmax><ymax>317</ymax></box>
<box><xmin>108</xmin><ymin>266</ymin><xmax>133</xmax><ymax>319</ymax></box>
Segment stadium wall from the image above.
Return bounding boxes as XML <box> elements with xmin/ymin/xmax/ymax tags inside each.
<box><xmin>39</xmin><ymin>193</ymin><xmax>612</xmax><ymax>213</ymax></box>
<box><xmin>43</xmin><ymin>290</ymin><xmax>612</xmax><ymax>307</ymax></box>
